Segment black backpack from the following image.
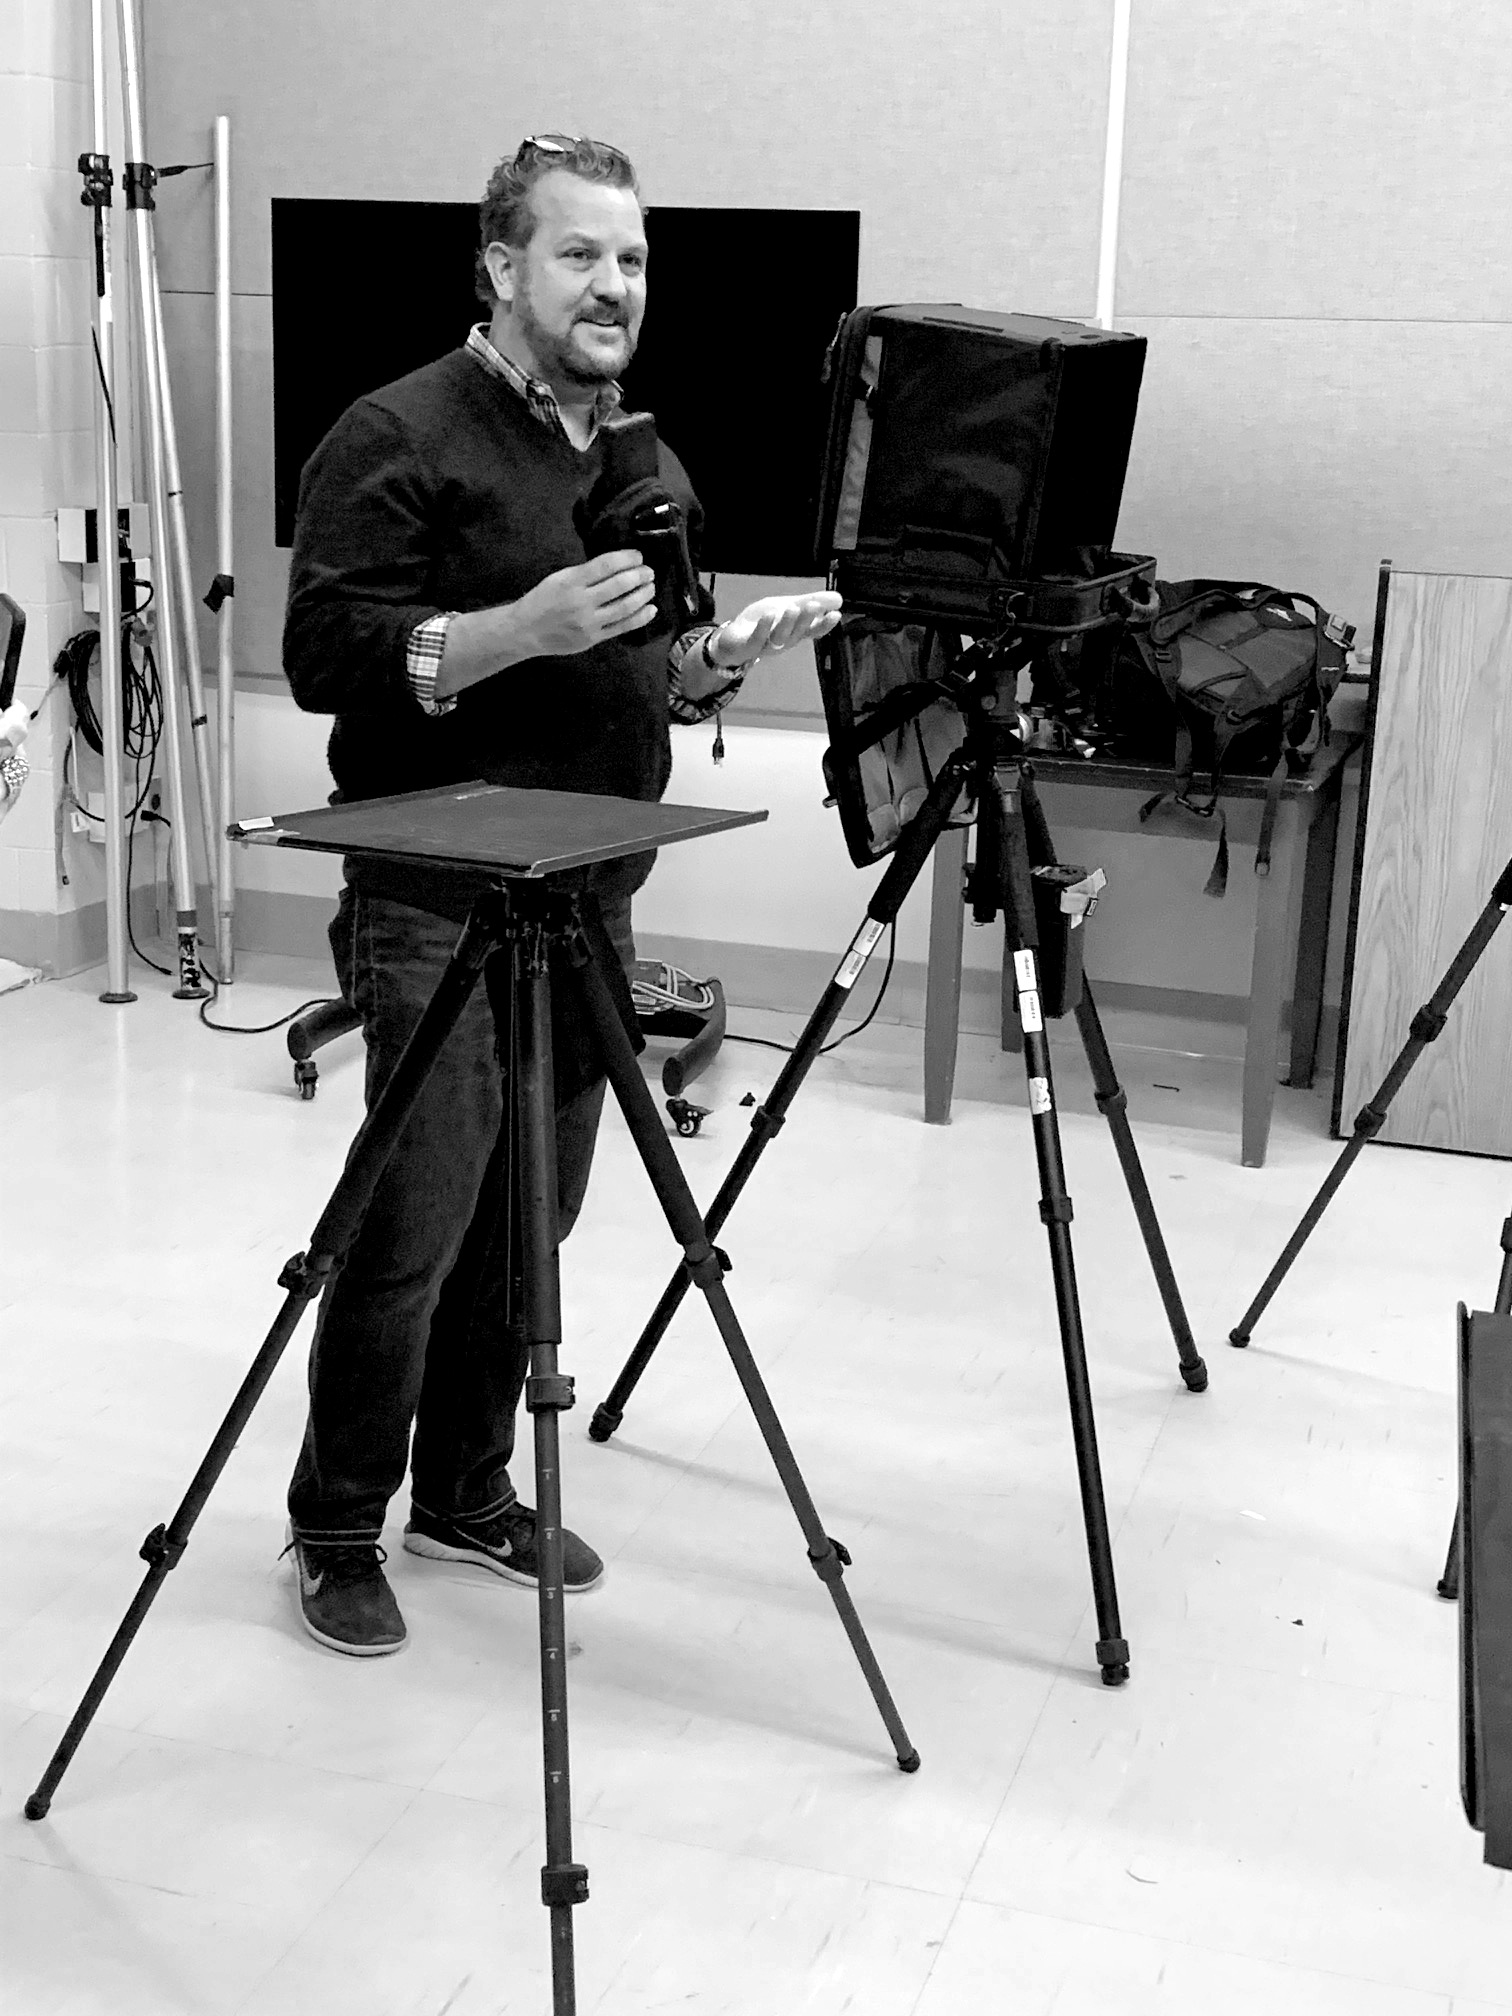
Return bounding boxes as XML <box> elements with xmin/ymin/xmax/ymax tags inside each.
<box><xmin>1099</xmin><ymin>579</ymin><xmax>1350</xmax><ymax>894</ymax></box>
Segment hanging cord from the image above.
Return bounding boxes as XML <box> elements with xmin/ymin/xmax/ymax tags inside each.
<box><xmin>724</xmin><ymin>920</ymin><xmax>898</xmax><ymax>1057</ymax></box>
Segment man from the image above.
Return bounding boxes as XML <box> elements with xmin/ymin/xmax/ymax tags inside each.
<box><xmin>281</xmin><ymin>133</ymin><xmax>839</xmax><ymax>1655</ymax></box>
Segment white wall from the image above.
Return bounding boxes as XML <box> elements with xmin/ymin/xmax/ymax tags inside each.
<box><xmin>27</xmin><ymin>0</ymin><xmax>1505</xmax><ymax>1001</ymax></box>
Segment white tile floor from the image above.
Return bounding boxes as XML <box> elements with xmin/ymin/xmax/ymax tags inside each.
<box><xmin>2</xmin><ymin>953</ymin><xmax>1509</xmax><ymax>2015</ymax></box>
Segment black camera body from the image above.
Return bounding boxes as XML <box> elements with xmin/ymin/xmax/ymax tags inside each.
<box><xmin>575</xmin><ymin>412</ymin><xmax>703</xmax><ymax>640</ymax></box>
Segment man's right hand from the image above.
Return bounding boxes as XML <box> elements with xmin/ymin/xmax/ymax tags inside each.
<box><xmin>511</xmin><ymin>550</ymin><xmax>658</xmax><ymax>658</ymax></box>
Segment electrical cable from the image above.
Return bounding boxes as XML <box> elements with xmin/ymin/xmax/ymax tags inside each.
<box><xmin>724</xmin><ymin>920</ymin><xmax>898</xmax><ymax>1057</ymax></box>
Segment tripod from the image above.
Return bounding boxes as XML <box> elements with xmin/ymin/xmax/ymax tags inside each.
<box><xmin>1227</xmin><ymin>854</ymin><xmax>1512</xmax><ymax>1601</ymax></box>
<box><xmin>590</xmin><ymin>633</ymin><xmax>1209</xmax><ymax>1689</ymax></box>
<box><xmin>24</xmin><ymin>790</ymin><xmax>917</xmax><ymax>2016</ymax></box>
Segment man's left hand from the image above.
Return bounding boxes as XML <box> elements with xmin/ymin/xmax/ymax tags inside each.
<box><xmin>707</xmin><ymin>590</ymin><xmax>843</xmax><ymax>669</ymax></box>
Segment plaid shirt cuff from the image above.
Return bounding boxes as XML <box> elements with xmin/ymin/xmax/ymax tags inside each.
<box><xmin>0</xmin><ymin>750</ymin><xmax>29</xmax><ymax>806</ymax></box>
<box><xmin>668</xmin><ymin>625</ymin><xmax>749</xmax><ymax>725</ymax></box>
<box><xmin>406</xmin><ymin>613</ymin><xmax>458</xmax><ymax>716</ymax></box>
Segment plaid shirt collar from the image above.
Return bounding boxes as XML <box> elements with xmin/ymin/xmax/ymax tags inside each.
<box><xmin>465</xmin><ymin>323</ymin><xmax>622</xmax><ymax>442</ymax></box>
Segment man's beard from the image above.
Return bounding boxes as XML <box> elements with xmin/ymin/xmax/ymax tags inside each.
<box><xmin>516</xmin><ymin>286</ymin><xmax>636</xmax><ymax>387</ymax></box>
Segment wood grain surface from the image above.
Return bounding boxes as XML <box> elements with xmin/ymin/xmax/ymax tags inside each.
<box><xmin>1340</xmin><ymin>570</ymin><xmax>1512</xmax><ymax>1156</ymax></box>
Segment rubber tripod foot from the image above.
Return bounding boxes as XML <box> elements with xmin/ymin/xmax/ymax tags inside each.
<box><xmin>1437</xmin><ymin>1577</ymin><xmax>1458</xmax><ymax>1603</ymax></box>
<box><xmin>23</xmin><ymin>1794</ymin><xmax>50</xmax><ymax>1821</ymax></box>
<box><xmin>1100</xmin><ymin>1663</ymin><xmax>1130</xmax><ymax>1687</ymax></box>
<box><xmin>1228</xmin><ymin>1328</ymin><xmax>1251</xmax><ymax>1348</ymax></box>
<box><xmin>587</xmin><ymin>1405</ymin><xmax>622</xmax><ymax>1444</ymax></box>
<box><xmin>897</xmin><ymin>1750</ymin><xmax>922</xmax><ymax>1774</ymax></box>
<box><xmin>1181</xmin><ymin>1357</ymin><xmax>1210</xmax><ymax>1392</ymax></box>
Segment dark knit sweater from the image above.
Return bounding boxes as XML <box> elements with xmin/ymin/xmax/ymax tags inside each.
<box><xmin>283</xmin><ymin>346</ymin><xmax>703</xmax><ymax>918</ymax></box>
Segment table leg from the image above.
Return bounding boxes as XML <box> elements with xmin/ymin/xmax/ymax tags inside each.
<box><xmin>1286</xmin><ymin>781</ymin><xmax>1343</xmax><ymax>1089</ymax></box>
<box><xmin>1242</xmin><ymin>800</ymin><xmax>1310</xmax><ymax>1166</ymax></box>
<box><xmin>924</xmin><ymin>825</ymin><xmax>967</xmax><ymax>1124</ymax></box>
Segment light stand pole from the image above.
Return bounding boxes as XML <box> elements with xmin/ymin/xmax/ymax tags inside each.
<box><xmin>83</xmin><ymin>0</ymin><xmax>133</xmax><ymax>1006</ymax></box>
<box><xmin>115</xmin><ymin>0</ymin><xmax>206</xmax><ymax>999</ymax></box>
<box><xmin>149</xmin><ymin>257</ymin><xmax>222</xmax><ymax>955</ymax></box>
<box><xmin>211</xmin><ymin>114</ymin><xmax>236</xmax><ymax>982</ymax></box>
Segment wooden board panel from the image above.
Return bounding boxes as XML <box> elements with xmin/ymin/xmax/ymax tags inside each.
<box><xmin>1339</xmin><ymin>571</ymin><xmax>1512</xmax><ymax>1156</ymax></box>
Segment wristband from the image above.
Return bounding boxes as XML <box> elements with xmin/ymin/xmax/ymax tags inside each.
<box><xmin>700</xmin><ymin>627</ymin><xmax>755</xmax><ymax>679</ymax></box>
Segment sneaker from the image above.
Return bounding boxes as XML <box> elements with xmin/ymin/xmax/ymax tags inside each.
<box><xmin>403</xmin><ymin>1503</ymin><xmax>605</xmax><ymax>1592</ymax></box>
<box><xmin>284</xmin><ymin>1525</ymin><xmax>407</xmax><ymax>1656</ymax></box>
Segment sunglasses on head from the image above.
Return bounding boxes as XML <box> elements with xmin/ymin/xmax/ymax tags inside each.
<box><xmin>514</xmin><ymin>132</ymin><xmax>628</xmax><ymax>167</ymax></box>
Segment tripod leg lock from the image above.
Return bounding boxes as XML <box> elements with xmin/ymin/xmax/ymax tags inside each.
<box><xmin>750</xmin><ymin>1102</ymin><xmax>787</xmax><ymax>1142</ymax></box>
<box><xmin>807</xmin><ymin>1536</ymin><xmax>853</xmax><ymax>1584</ymax></box>
<box><xmin>682</xmin><ymin>1245</ymin><xmax>730</xmax><ymax>1290</ymax></box>
<box><xmin>540</xmin><ymin>1862</ymin><xmax>590</xmax><ymax>1909</ymax></box>
<box><xmin>1094</xmin><ymin>1086</ymin><xmax>1128</xmax><ymax>1120</ymax></box>
<box><xmin>1039</xmin><ymin>1196</ymin><xmax>1075</xmax><ymax>1227</ymax></box>
<box><xmin>525</xmin><ymin>1374</ymin><xmax>576</xmax><ymax>1415</ymax></box>
<box><xmin>1353</xmin><ymin>1104</ymin><xmax>1388</xmax><ymax>1139</ymax></box>
<box><xmin>139</xmin><ymin>1524</ymin><xmax>186</xmax><ymax>1571</ymax></box>
<box><xmin>1409</xmin><ymin>1005</ymin><xmax>1449</xmax><ymax>1044</ymax></box>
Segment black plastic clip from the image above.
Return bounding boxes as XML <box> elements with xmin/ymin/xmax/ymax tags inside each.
<box><xmin>1410</xmin><ymin>1006</ymin><xmax>1448</xmax><ymax>1044</ymax></box>
<box><xmin>123</xmin><ymin>160</ymin><xmax>158</xmax><ymax>210</ymax></box>
<box><xmin>541</xmin><ymin>1862</ymin><xmax>590</xmax><ymax>1908</ymax></box>
<box><xmin>525</xmin><ymin>1373</ymin><xmax>575</xmax><ymax>1415</ymax></box>
<box><xmin>1038</xmin><ymin>1196</ymin><xmax>1075</xmax><ymax>1227</ymax></box>
<box><xmin>77</xmin><ymin>152</ymin><xmax>113</xmax><ymax>206</ymax></box>
<box><xmin>203</xmin><ymin>572</ymin><xmax>234</xmax><ymax>612</ymax></box>
<box><xmin>807</xmin><ymin>1536</ymin><xmax>853</xmax><ymax>1584</ymax></box>
<box><xmin>139</xmin><ymin>1524</ymin><xmax>186</xmax><ymax>1570</ymax></box>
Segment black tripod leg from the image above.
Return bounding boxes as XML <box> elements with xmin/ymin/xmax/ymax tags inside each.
<box><xmin>589</xmin><ymin>754</ymin><xmax>970</xmax><ymax>1442</ymax></box>
<box><xmin>1230</xmin><ymin>858</ymin><xmax>1512</xmax><ymax>1349</ymax></box>
<box><xmin>1072</xmin><ymin>983</ymin><xmax>1209</xmax><ymax>1392</ymax></box>
<box><xmin>24</xmin><ymin>906</ymin><xmax>499</xmax><ymax>1822</ymax></box>
<box><xmin>1013</xmin><ymin>770</ymin><xmax>1206</xmax><ymax>1394</ymax></box>
<box><xmin>577</xmin><ymin>950</ymin><xmax>919</xmax><ymax>1772</ymax></box>
<box><xmin>492</xmin><ymin>912</ymin><xmax>587</xmax><ymax>2015</ymax></box>
<box><xmin>995</xmin><ymin>775</ymin><xmax>1129</xmax><ymax>1686</ymax></box>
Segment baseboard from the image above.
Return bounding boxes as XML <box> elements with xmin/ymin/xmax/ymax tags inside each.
<box><xmin>635</xmin><ymin>930</ymin><xmax>1335</xmax><ymax>1052</ymax></box>
<box><xmin>1</xmin><ymin>889</ymin><xmax>1338</xmax><ymax>1064</ymax></box>
<box><xmin>0</xmin><ymin>892</ymin><xmax>159</xmax><ymax>980</ymax></box>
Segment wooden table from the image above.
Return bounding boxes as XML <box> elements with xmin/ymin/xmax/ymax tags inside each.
<box><xmin>922</xmin><ymin>733</ymin><xmax>1362</xmax><ymax>1166</ymax></box>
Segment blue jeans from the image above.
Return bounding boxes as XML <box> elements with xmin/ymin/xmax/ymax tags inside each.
<box><xmin>287</xmin><ymin>884</ymin><xmax>634</xmax><ymax>1543</ymax></box>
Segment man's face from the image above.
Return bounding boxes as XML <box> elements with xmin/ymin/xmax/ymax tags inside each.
<box><xmin>495</xmin><ymin>170</ymin><xmax>648</xmax><ymax>387</ymax></box>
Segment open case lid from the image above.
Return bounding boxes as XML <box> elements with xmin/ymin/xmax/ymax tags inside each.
<box><xmin>230</xmin><ymin>783</ymin><xmax>766</xmax><ymax>879</ymax></box>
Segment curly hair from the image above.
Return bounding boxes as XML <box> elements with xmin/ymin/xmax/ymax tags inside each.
<box><xmin>475</xmin><ymin>136</ymin><xmax>641</xmax><ymax>310</ymax></box>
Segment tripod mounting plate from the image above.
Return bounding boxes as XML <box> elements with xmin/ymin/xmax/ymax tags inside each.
<box><xmin>230</xmin><ymin>783</ymin><xmax>766</xmax><ymax>880</ymax></box>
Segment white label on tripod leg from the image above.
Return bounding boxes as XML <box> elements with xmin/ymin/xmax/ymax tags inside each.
<box><xmin>1029</xmin><ymin>1076</ymin><xmax>1053</xmax><ymax>1114</ymax></box>
<box><xmin>835</xmin><ymin>918</ymin><xmax>885</xmax><ymax>990</ymax></box>
<box><xmin>1019</xmin><ymin>989</ymin><xmax>1044</xmax><ymax>1034</ymax></box>
<box><xmin>1013</xmin><ymin>949</ymin><xmax>1038</xmax><ymax>992</ymax></box>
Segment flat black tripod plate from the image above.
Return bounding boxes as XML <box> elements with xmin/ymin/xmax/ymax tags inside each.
<box><xmin>230</xmin><ymin>782</ymin><xmax>766</xmax><ymax>878</ymax></box>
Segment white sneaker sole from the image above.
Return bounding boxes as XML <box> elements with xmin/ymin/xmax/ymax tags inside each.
<box><xmin>285</xmin><ymin>1524</ymin><xmax>408</xmax><ymax>1657</ymax></box>
<box><xmin>402</xmin><ymin>1528</ymin><xmax>604</xmax><ymax>1592</ymax></box>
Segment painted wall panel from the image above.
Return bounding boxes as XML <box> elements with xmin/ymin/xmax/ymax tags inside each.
<box><xmin>1117</xmin><ymin>316</ymin><xmax>1512</xmax><ymax>640</ymax></box>
<box><xmin>1119</xmin><ymin>0</ymin><xmax>1512</xmax><ymax>321</ymax></box>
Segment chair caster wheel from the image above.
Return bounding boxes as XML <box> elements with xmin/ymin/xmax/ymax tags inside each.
<box><xmin>666</xmin><ymin>1097</ymin><xmax>708</xmax><ymax>1137</ymax></box>
<box><xmin>294</xmin><ymin>1061</ymin><xmax>319</xmax><ymax>1101</ymax></box>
